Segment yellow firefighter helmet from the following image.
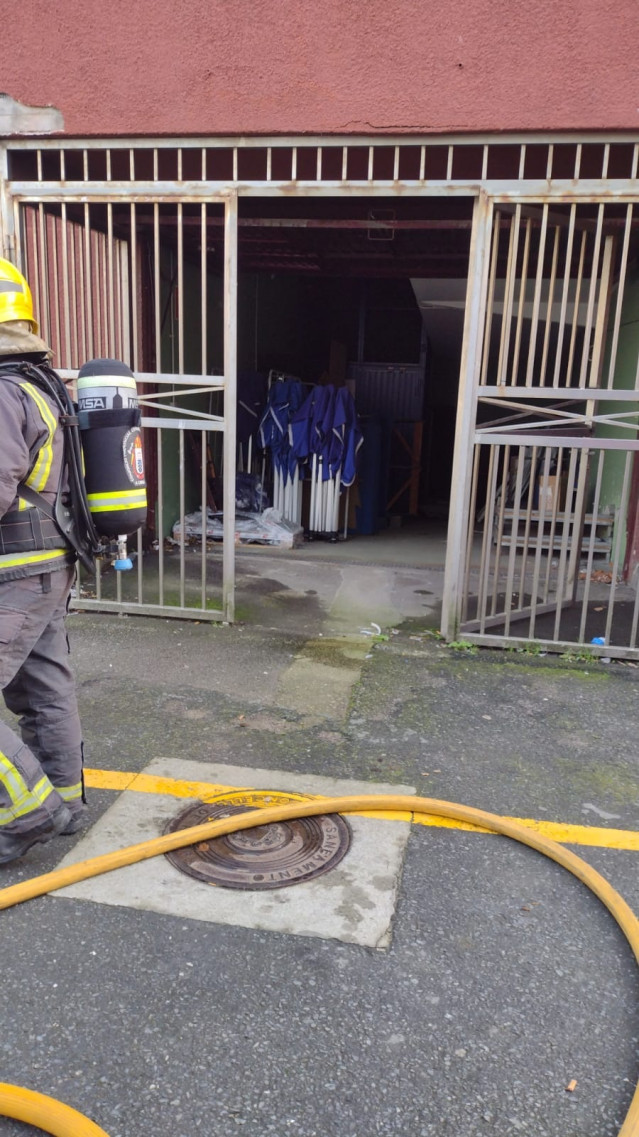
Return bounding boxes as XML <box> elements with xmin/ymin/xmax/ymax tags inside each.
<box><xmin>0</xmin><ymin>258</ymin><xmax>38</xmax><ymax>333</ymax></box>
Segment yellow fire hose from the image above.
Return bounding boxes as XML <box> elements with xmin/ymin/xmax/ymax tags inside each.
<box><xmin>0</xmin><ymin>793</ymin><xmax>638</xmax><ymax>1137</ymax></box>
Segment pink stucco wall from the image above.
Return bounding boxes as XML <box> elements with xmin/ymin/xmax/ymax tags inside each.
<box><xmin>3</xmin><ymin>0</ymin><xmax>638</xmax><ymax>137</ymax></box>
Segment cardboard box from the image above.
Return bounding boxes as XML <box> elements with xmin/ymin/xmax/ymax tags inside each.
<box><xmin>538</xmin><ymin>473</ymin><xmax>567</xmax><ymax>513</ymax></box>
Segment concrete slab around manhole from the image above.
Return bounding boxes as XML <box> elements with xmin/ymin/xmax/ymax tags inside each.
<box><xmin>54</xmin><ymin>760</ymin><xmax>416</xmax><ymax>948</ymax></box>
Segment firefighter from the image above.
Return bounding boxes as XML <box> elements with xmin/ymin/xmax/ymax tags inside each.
<box><xmin>0</xmin><ymin>257</ymin><xmax>88</xmax><ymax>864</ymax></box>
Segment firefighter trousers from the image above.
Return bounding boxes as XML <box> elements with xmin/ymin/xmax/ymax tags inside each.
<box><xmin>0</xmin><ymin>564</ymin><xmax>84</xmax><ymax>835</ymax></box>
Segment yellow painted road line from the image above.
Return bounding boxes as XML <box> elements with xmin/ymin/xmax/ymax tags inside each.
<box><xmin>83</xmin><ymin>768</ymin><xmax>639</xmax><ymax>852</ymax></box>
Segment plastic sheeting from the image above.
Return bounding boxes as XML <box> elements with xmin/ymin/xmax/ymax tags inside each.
<box><xmin>172</xmin><ymin>507</ymin><xmax>304</xmax><ymax>548</ymax></box>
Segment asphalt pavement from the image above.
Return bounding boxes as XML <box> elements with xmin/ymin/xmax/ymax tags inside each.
<box><xmin>0</xmin><ymin>558</ymin><xmax>638</xmax><ymax>1137</ymax></box>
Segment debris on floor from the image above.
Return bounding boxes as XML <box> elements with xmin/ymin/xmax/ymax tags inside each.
<box><xmin>172</xmin><ymin>507</ymin><xmax>304</xmax><ymax>548</ymax></box>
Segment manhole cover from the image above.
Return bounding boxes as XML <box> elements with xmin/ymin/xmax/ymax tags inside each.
<box><xmin>164</xmin><ymin>790</ymin><xmax>352</xmax><ymax>890</ymax></box>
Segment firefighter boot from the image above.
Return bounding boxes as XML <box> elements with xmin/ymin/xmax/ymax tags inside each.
<box><xmin>0</xmin><ymin>804</ymin><xmax>73</xmax><ymax>865</ymax></box>
<box><xmin>59</xmin><ymin>800</ymin><xmax>89</xmax><ymax>835</ymax></box>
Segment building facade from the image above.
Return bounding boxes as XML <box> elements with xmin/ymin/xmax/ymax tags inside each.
<box><xmin>2</xmin><ymin>2</ymin><xmax>639</xmax><ymax>657</ymax></box>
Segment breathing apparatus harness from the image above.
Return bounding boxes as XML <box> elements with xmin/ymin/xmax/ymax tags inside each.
<box><xmin>0</xmin><ymin>359</ymin><xmax>102</xmax><ymax>574</ymax></box>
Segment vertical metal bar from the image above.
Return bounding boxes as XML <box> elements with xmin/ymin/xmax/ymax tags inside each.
<box><xmin>578</xmin><ymin>450</ymin><xmax>605</xmax><ymax>643</ymax></box>
<box><xmin>630</xmin><ymin>584</ymin><xmax>639</xmax><ymax>650</ymax></box>
<box><xmin>529</xmin><ymin>447</ymin><xmax>552</xmax><ymax>639</ymax></box>
<box><xmin>223</xmin><ymin>192</ymin><xmax>238</xmax><ymax>623</ymax></box>
<box><xmin>481</xmin><ymin>145</ymin><xmax>488</xmax><ymax>181</ymax></box>
<box><xmin>588</xmin><ymin>236</ymin><xmax>615</xmax><ymax>404</ymax></box>
<box><xmin>542</xmin><ymin>446</ymin><xmax>564</xmax><ymax>603</ymax></box>
<box><xmin>157</xmin><ymin>429</ymin><xmax>164</xmax><ymax>606</ymax></box>
<box><xmin>479</xmin><ymin>210</ymin><xmax>501</xmax><ymax>386</ymax></box>
<box><xmin>267</xmin><ymin>147</ymin><xmax>272</xmax><ymax>182</ymax></box>
<box><xmin>342</xmin><ymin>146</ymin><xmax>348</xmax><ymax>182</ymax></box>
<box><xmin>130</xmin><ymin>202</ymin><xmax>139</xmax><ymax>371</ymax></box>
<box><xmin>179</xmin><ymin>428</ymin><xmax>186</xmax><ymax>609</ymax></box>
<box><xmin>37</xmin><ymin>201</ymin><xmax>51</xmax><ymax>346</ymax></box>
<box><xmin>552</xmin><ymin>204</ymin><xmax>576</xmax><ymax>388</ymax></box>
<box><xmin>393</xmin><ymin>146</ymin><xmax>400</xmax><ymax>181</ymax></box>
<box><xmin>69</xmin><ymin>219</ymin><xmax>79</xmax><ymax>367</ymax></box>
<box><xmin>606</xmin><ymin>204</ymin><xmax>633</xmax><ymax>389</ymax></box>
<box><xmin>510</xmin><ymin>217</ymin><xmax>531</xmax><ymax>387</ymax></box>
<box><xmin>291</xmin><ymin>146</ymin><xmax>297</xmax><ymax>182</ymax></box>
<box><xmin>517</xmin><ymin>445</ymin><xmax>538</xmax><ymax>607</ymax></box>
<box><xmin>30</xmin><ymin>207</ymin><xmax>42</xmax><ymax>330</ymax></box>
<box><xmin>116</xmin><ymin>549</ymin><xmax>123</xmax><ymax>607</ymax></box>
<box><xmin>99</xmin><ymin>231</ymin><xmax>107</xmax><ymax>356</ymax></box>
<box><xmin>0</xmin><ymin>145</ymin><xmax>16</xmax><ymax>260</ymax></box>
<box><xmin>119</xmin><ymin>239</ymin><xmax>130</xmax><ymax>365</ymax></box>
<box><xmin>546</xmin><ymin>145</ymin><xmax>554</xmax><ymax>179</ymax></box>
<box><xmin>232</xmin><ymin>148</ymin><xmax>238</xmax><ymax>183</ymax></box>
<box><xmin>11</xmin><ymin>197</ymin><xmax>23</xmax><ymax>275</ymax></box>
<box><xmin>552</xmin><ymin>447</ymin><xmax>579</xmax><ymax>640</ymax></box>
<box><xmin>496</xmin><ymin>207</ymin><xmax>520</xmax><ymax>386</ymax></box>
<box><xmin>60</xmin><ymin>204</ymin><xmax>72</xmax><ymax>368</ymax></box>
<box><xmin>368</xmin><ymin>147</ymin><xmax>375</xmax><ymax>182</ymax></box>
<box><xmin>107</xmin><ymin>203</ymin><xmax>115</xmax><ymax>356</ymax></box>
<box><xmin>461</xmin><ymin>444</ymin><xmax>481</xmax><ymax>623</ymax></box>
<box><xmin>503</xmin><ymin>447</ymin><xmax>526</xmax><ymax>634</ymax></box>
<box><xmin>574</xmin><ymin>144</ymin><xmax>582</xmax><ymax>181</ymax></box>
<box><xmin>419</xmin><ymin>146</ymin><xmax>425</xmax><ymax>181</ymax></box>
<box><xmin>153</xmin><ymin>202</ymin><xmax>161</xmax><ymax>371</ymax></box>
<box><xmin>201</xmin><ymin>203</ymin><xmax>207</xmax><ymax>376</ymax></box>
<box><xmin>177</xmin><ymin>202</ymin><xmax>184</xmax><ymax>374</ymax></box>
<box><xmin>316</xmin><ymin>147</ymin><xmax>322</xmax><ymax>181</ymax></box>
<box><xmin>446</xmin><ymin>146</ymin><xmax>453</xmax><ymax>181</ymax></box>
<box><xmin>578</xmin><ymin>204</ymin><xmax>605</xmax><ymax>388</ymax></box>
<box><xmin>565</xmin><ymin>447</ymin><xmax>591</xmax><ymax>603</ymax></box>
<box><xmin>442</xmin><ymin>193</ymin><xmax>494</xmax><ymax>639</ymax></box>
<box><xmin>137</xmin><ymin>526</ymin><xmax>143</xmax><ymax>604</ymax></box>
<box><xmin>518</xmin><ymin>146</ymin><xmax>526</xmax><ymax>179</ymax></box>
<box><xmin>566</xmin><ymin>230</ymin><xmax>587</xmax><ymax>388</ymax></box>
<box><xmin>604</xmin><ymin>450</ymin><xmax>633</xmax><ymax>646</ymax></box>
<box><xmin>115</xmin><ymin>230</ymin><xmax>123</xmax><ymax>361</ymax></box>
<box><xmin>524</xmin><ymin>202</ymin><xmax>549</xmax><ymax>387</ymax></box>
<box><xmin>490</xmin><ymin>444</ymin><xmax>511</xmax><ymax>615</ymax></box>
<box><xmin>478</xmin><ymin>447</ymin><xmax>500</xmax><ymax>633</ymax></box>
<box><xmin>539</xmin><ymin>226</ymin><xmax>560</xmax><ymax>388</ymax></box>
<box><xmin>83</xmin><ymin>203</ymin><xmax>94</xmax><ymax>359</ymax></box>
<box><xmin>49</xmin><ymin>215</ymin><xmax>62</xmax><ymax>361</ymax></box>
<box><xmin>201</xmin><ymin>430</ymin><xmax>207</xmax><ymax>610</ymax></box>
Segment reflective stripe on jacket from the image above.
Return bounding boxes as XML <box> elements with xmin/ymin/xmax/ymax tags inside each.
<box><xmin>0</xmin><ymin>367</ymin><xmax>75</xmax><ymax>581</ymax></box>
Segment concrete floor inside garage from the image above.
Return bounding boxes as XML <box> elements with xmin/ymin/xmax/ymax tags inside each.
<box><xmin>0</xmin><ymin>543</ymin><xmax>638</xmax><ymax>1137</ymax></box>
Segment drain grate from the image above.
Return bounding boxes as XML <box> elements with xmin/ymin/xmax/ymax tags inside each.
<box><xmin>164</xmin><ymin>790</ymin><xmax>352</xmax><ymax>890</ymax></box>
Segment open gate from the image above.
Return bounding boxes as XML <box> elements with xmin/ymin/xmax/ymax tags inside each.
<box><xmin>1</xmin><ymin>137</ymin><xmax>639</xmax><ymax>634</ymax></box>
<box><xmin>1</xmin><ymin>168</ymin><xmax>238</xmax><ymax>622</ymax></box>
<box><xmin>443</xmin><ymin>192</ymin><xmax>639</xmax><ymax>659</ymax></box>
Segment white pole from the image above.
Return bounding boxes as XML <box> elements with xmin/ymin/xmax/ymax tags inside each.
<box><xmin>310</xmin><ymin>454</ymin><xmax>317</xmax><ymax>533</ymax></box>
<box><xmin>333</xmin><ymin>469</ymin><xmax>342</xmax><ymax>532</ymax></box>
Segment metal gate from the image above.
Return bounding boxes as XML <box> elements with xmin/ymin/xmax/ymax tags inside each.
<box><xmin>442</xmin><ymin>192</ymin><xmax>639</xmax><ymax>659</ymax></box>
<box><xmin>1</xmin><ymin>136</ymin><xmax>638</xmax><ymax>636</ymax></box>
<box><xmin>0</xmin><ymin>153</ymin><xmax>238</xmax><ymax>620</ymax></box>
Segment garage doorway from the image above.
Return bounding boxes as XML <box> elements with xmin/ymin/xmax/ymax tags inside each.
<box><xmin>2</xmin><ymin>136</ymin><xmax>638</xmax><ymax>653</ymax></box>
